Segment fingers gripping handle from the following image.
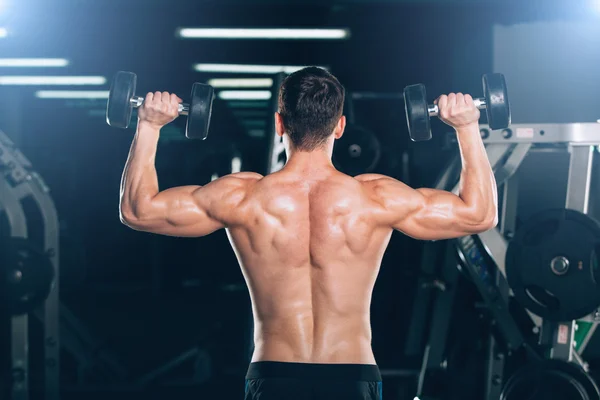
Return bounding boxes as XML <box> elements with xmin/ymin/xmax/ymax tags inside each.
<box><xmin>130</xmin><ymin>96</ymin><xmax>190</xmax><ymax>116</ymax></box>
<box><xmin>427</xmin><ymin>98</ymin><xmax>486</xmax><ymax>117</ymax></box>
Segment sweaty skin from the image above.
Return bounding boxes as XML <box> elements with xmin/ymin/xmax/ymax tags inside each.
<box><xmin>120</xmin><ymin>91</ymin><xmax>497</xmax><ymax>364</ymax></box>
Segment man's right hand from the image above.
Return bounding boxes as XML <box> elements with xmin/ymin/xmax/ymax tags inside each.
<box><xmin>435</xmin><ymin>93</ymin><xmax>480</xmax><ymax>130</ymax></box>
<box><xmin>138</xmin><ymin>91</ymin><xmax>183</xmax><ymax>129</ymax></box>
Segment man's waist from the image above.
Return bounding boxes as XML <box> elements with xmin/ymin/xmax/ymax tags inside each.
<box><xmin>246</xmin><ymin>361</ymin><xmax>382</xmax><ymax>382</ymax></box>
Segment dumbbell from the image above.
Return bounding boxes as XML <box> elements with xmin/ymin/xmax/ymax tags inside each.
<box><xmin>404</xmin><ymin>73</ymin><xmax>511</xmax><ymax>142</ymax></box>
<box><xmin>106</xmin><ymin>71</ymin><xmax>214</xmax><ymax>140</ymax></box>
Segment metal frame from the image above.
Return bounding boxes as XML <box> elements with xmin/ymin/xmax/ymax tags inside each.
<box><xmin>476</xmin><ymin>124</ymin><xmax>600</xmax><ymax>377</ymax></box>
<box><xmin>481</xmin><ymin>155</ymin><xmax>523</xmax><ymax>400</ymax></box>
<box><xmin>413</xmin><ymin>123</ymin><xmax>600</xmax><ymax>398</ymax></box>
<box><xmin>478</xmin><ymin>123</ymin><xmax>600</xmax><ymax>145</ymax></box>
<box><xmin>543</xmin><ymin>144</ymin><xmax>596</xmax><ymax>363</ymax></box>
<box><xmin>1</xmin><ymin>130</ymin><xmax>132</xmax><ymax>397</ymax></box>
<box><xmin>0</xmin><ymin>130</ymin><xmax>60</xmax><ymax>400</ymax></box>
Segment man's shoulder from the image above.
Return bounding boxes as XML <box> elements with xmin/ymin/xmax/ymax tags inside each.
<box><xmin>205</xmin><ymin>172</ymin><xmax>263</xmax><ymax>201</ymax></box>
<box><xmin>218</xmin><ymin>172</ymin><xmax>264</xmax><ymax>187</ymax></box>
<box><xmin>352</xmin><ymin>174</ymin><xmax>413</xmax><ymax>204</ymax></box>
<box><xmin>353</xmin><ymin>173</ymin><xmax>394</xmax><ymax>185</ymax></box>
<box><xmin>228</xmin><ymin>171</ymin><xmax>264</xmax><ymax>181</ymax></box>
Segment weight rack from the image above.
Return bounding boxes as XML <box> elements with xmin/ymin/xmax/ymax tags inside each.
<box><xmin>0</xmin><ymin>130</ymin><xmax>131</xmax><ymax>399</ymax></box>
<box><xmin>0</xmin><ymin>130</ymin><xmax>60</xmax><ymax>400</ymax></box>
<box><xmin>408</xmin><ymin>122</ymin><xmax>600</xmax><ymax>399</ymax></box>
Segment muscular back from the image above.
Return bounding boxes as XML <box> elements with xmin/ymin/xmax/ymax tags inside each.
<box><xmin>227</xmin><ymin>169</ymin><xmax>392</xmax><ymax>364</ymax></box>
<box><xmin>120</xmin><ymin>86</ymin><xmax>497</xmax><ymax>365</ymax></box>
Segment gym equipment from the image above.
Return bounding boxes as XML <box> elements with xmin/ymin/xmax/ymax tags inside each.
<box><xmin>0</xmin><ymin>129</ymin><xmax>61</xmax><ymax>400</ymax></box>
<box><xmin>333</xmin><ymin>125</ymin><xmax>381</xmax><ymax>177</ymax></box>
<box><xmin>1</xmin><ymin>237</ymin><xmax>55</xmax><ymax>316</ymax></box>
<box><xmin>506</xmin><ymin>209</ymin><xmax>600</xmax><ymax>322</ymax></box>
<box><xmin>332</xmin><ymin>94</ymin><xmax>381</xmax><ymax>176</ymax></box>
<box><xmin>106</xmin><ymin>71</ymin><xmax>214</xmax><ymax>140</ymax></box>
<box><xmin>501</xmin><ymin>360</ymin><xmax>600</xmax><ymax>400</ymax></box>
<box><xmin>410</xmin><ymin>123</ymin><xmax>600</xmax><ymax>399</ymax></box>
<box><xmin>332</xmin><ymin>91</ymin><xmax>381</xmax><ymax>176</ymax></box>
<box><xmin>404</xmin><ymin>73</ymin><xmax>511</xmax><ymax>142</ymax></box>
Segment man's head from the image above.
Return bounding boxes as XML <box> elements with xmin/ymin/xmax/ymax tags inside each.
<box><xmin>276</xmin><ymin>67</ymin><xmax>346</xmax><ymax>152</ymax></box>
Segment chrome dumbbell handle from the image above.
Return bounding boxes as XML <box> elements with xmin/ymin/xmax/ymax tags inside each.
<box><xmin>129</xmin><ymin>96</ymin><xmax>190</xmax><ymax>116</ymax></box>
<box><xmin>427</xmin><ymin>98</ymin><xmax>487</xmax><ymax>117</ymax></box>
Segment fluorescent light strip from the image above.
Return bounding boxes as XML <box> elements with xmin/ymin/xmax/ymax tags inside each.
<box><xmin>208</xmin><ymin>78</ymin><xmax>274</xmax><ymax>88</ymax></box>
<box><xmin>196</xmin><ymin>64</ymin><xmax>324</xmax><ymax>74</ymax></box>
<box><xmin>0</xmin><ymin>28</ymin><xmax>7</xmax><ymax>38</ymax></box>
<box><xmin>0</xmin><ymin>58</ymin><xmax>69</xmax><ymax>67</ymax></box>
<box><xmin>231</xmin><ymin>157</ymin><xmax>242</xmax><ymax>173</ymax></box>
<box><xmin>0</xmin><ymin>76</ymin><xmax>106</xmax><ymax>85</ymax></box>
<box><xmin>35</xmin><ymin>90</ymin><xmax>110</xmax><ymax>99</ymax></box>
<box><xmin>248</xmin><ymin>129</ymin><xmax>266</xmax><ymax>137</ymax></box>
<box><xmin>178</xmin><ymin>28</ymin><xmax>349</xmax><ymax>40</ymax></box>
<box><xmin>218</xmin><ymin>90</ymin><xmax>272</xmax><ymax>100</ymax></box>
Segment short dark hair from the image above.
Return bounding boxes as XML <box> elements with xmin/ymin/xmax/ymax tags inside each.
<box><xmin>278</xmin><ymin>67</ymin><xmax>345</xmax><ymax>151</ymax></box>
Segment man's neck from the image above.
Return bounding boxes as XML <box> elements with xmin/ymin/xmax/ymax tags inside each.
<box><xmin>284</xmin><ymin>150</ymin><xmax>335</xmax><ymax>173</ymax></box>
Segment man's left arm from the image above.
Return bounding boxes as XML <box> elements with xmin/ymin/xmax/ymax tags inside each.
<box><xmin>119</xmin><ymin>96</ymin><xmax>261</xmax><ymax>237</ymax></box>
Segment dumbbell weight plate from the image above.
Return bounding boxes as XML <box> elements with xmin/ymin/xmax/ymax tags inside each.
<box><xmin>1</xmin><ymin>237</ymin><xmax>55</xmax><ymax>316</ymax></box>
<box><xmin>482</xmin><ymin>73</ymin><xmax>511</xmax><ymax>130</ymax></box>
<box><xmin>186</xmin><ymin>83</ymin><xmax>215</xmax><ymax>140</ymax></box>
<box><xmin>506</xmin><ymin>208</ymin><xmax>600</xmax><ymax>322</ymax></box>
<box><xmin>107</xmin><ymin>71</ymin><xmax>137</xmax><ymax>129</ymax></box>
<box><xmin>501</xmin><ymin>359</ymin><xmax>600</xmax><ymax>400</ymax></box>
<box><xmin>333</xmin><ymin>125</ymin><xmax>381</xmax><ymax>176</ymax></box>
<box><xmin>404</xmin><ymin>84</ymin><xmax>431</xmax><ymax>142</ymax></box>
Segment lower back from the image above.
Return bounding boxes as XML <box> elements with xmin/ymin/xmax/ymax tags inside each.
<box><xmin>251</xmin><ymin>309</ymin><xmax>376</xmax><ymax>364</ymax></box>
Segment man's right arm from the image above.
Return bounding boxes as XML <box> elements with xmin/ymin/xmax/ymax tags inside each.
<box><xmin>359</xmin><ymin>93</ymin><xmax>498</xmax><ymax>240</ymax></box>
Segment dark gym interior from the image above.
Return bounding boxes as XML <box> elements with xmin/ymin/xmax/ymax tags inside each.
<box><xmin>2</xmin><ymin>0</ymin><xmax>600</xmax><ymax>399</ymax></box>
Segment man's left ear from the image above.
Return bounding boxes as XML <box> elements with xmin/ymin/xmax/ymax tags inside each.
<box><xmin>335</xmin><ymin>115</ymin><xmax>346</xmax><ymax>139</ymax></box>
<box><xmin>275</xmin><ymin>112</ymin><xmax>285</xmax><ymax>137</ymax></box>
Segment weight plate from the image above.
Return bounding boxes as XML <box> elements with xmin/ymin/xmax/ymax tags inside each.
<box><xmin>404</xmin><ymin>84</ymin><xmax>431</xmax><ymax>142</ymax></box>
<box><xmin>501</xmin><ymin>360</ymin><xmax>600</xmax><ymax>400</ymax></box>
<box><xmin>186</xmin><ymin>83</ymin><xmax>214</xmax><ymax>140</ymax></box>
<box><xmin>506</xmin><ymin>209</ymin><xmax>600</xmax><ymax>322</ymax></box>
<box><xmin>482</xmin><ymin>73</ymin><xmax>511</xmax><ymax>130</ymax></box>
<box><xmin>1</xmin><ymin>237</ymin><xmax>55</xmax><ymax>316</ymax></box>
<box><xmin>106</xmin><ymin>71</ymin><xmax>137</xmax><ymax>129</ymax></box>
<box><xmin>333</xmin><ymin>125</ymin><xmax>381</xmax><ymax>176</ymax></box>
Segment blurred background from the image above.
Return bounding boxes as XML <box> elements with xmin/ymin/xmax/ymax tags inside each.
<box><xmin>1</xmin><ymin>0</ymin><xmax>600</xmax><ymax>399</ymax></box>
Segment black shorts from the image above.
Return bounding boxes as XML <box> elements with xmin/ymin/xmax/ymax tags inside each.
<box><xmin>244</xmin><ymin>361</ymin><xmax>383</xmax><ymax>400</ymax></box>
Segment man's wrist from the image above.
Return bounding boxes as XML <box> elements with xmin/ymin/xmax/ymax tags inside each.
<box><xmin>455</xmin><ymin>122</ymin><xmax>480</xmax><ymax>136</ymax></box>
<box><xmin>137</xmin><ymin>120</ymin><xmax>162</xmax><ymax>138</ymax></box>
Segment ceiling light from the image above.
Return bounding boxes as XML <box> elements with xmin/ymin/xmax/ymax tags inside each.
<box><xmin>35</xmin><ymin>90</ymin><xmax>110</xmax><ymax>99</ymax></box>
<box><xmin>0</xmin><ymin>58</ymin><xmax>69</xmax><ymax>67</ymax></box>
<box><xmin>217</xmin><ymin>90</ymin><xmax>272</xmax><ymax>100</ymax></box>
<box><xmin>207</xmin><ymin>78</ymin><xmax>273</xmax><ymax>88</ymax></box>
<box><xmin>0</xmin><ymin>76</ymin><xmax>106</xmax><ymax>85</ymax></box>
<box><xmin>195</xmin><ymin>64</ymin><xmax>323</xmax><ymax>74</ymax></box>
<box><xmin>178</xmin><ymin>28</ymin><xmax>349</xmax><ymax>40</ymax></box>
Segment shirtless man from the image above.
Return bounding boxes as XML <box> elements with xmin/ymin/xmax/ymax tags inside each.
<box><xmin>119</xmin><ymin>67</ymin><xmax>497</xmax><ymax>400</ymax></box>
